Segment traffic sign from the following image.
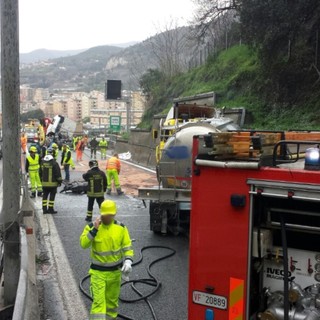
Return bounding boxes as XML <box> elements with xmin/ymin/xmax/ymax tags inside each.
<box><xmin>110</xmin><ymin>116</ymin><xmax>121</xmax><ymax>132</ymax></box>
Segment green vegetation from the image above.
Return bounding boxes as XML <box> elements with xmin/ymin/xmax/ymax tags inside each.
<box><xmin>20</xmin><ymin>109</ymin><xmax>45</xmax><ymax>123</ymax></box>
<box><xmin>139</xmin><ymin>0</ymin><xmax>320</xmax><ymax>130</ymax></box>
<box><xmin>139</xmin><ymin>44</ymin><xmax>320</xmax><ymax>130</ymax></box>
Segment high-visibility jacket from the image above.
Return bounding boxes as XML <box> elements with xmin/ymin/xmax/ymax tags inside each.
<box><xmin>26</xmin><ymin>154</ymin><xmax>41</xmax><ymax>172</ymax></box>
<box><xmin>38</xmin><ymin>125</ymin><xmax>45</xmax><ymax>146</ymax></box>
<box><xmin>99</xmin><ymin>140</ymin><xmax>108</xmax><ymax>149</ymax></box>
<box><xmin>46</xmin><ymin>148</ymin><xmax>59</xmax><ymax>160</ymax></box>
<box><xmin>106</xmin><ymin>157</ymin><xmax>120</xmax><ymax>172</ymax></box>
<box><xmin>53</xmin><ymin>149</ymin><xmax>59</xmax><ymax>160</ymax></box>
<box><xmin>72</xmin><ymin>137</ymin><xmax>77</xmax><ymax>149</ymax></box>
<box><xmin>41</xmin><ymin>157</ymin><xmax>63</xmax><ymax>187</ymax></box>
<box><xmin>20</xmin><ymin>136</ymin><xmax>27</xmax><ymax>148</ymax></box>
<box><xmin>61</xmin><ymin>147</ymin><xmax>75</xmax><ymax>168</ymax></box>
<box><xmin>80</xmin><ymin>220</ymin><xmax>134</xmax><ymax>271</ymax></box>
<box><xmin>82</xmin><ymin>167</ymin><xmax>107</xmax><ymax>197</ymax></box>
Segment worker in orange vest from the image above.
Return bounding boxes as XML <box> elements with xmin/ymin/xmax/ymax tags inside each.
<box><xmin>20</xmin><ymin>132</ymin><xmax>27</xmax><ymax>154</ymax></box>
<box><xmin>106</xmin><ymin>153</ymin><xmax>124</xmax><ymax>195</ymax></box>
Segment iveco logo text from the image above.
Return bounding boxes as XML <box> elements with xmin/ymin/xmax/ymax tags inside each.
<box><xmin>266</xmin><ymin>268</ymin><xmax>292</xmax><ymax>280</ymax></box>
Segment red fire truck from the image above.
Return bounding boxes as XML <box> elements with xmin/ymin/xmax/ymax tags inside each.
<box><xmin>188</xmin><ymin>131</ymin><xmax>320</xmax><ymax>320</ymax></box>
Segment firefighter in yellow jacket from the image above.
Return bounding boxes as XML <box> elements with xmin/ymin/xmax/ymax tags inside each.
<box><xmin>80</xmin><ymin>200</ymin><xmax>134</xmax><ymax>320</ymax></box>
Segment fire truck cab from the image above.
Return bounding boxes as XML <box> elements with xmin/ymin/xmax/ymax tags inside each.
<box><xmin>189</xmin><ymin>131</ymin><xmax>320</xmax><ymax>320</ymax></box>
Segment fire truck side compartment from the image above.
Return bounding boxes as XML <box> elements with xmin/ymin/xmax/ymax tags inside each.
<box><xmin>188</xmin><ymin>136</ymin><xmax>320</xmax><ymax>320</ymax></box>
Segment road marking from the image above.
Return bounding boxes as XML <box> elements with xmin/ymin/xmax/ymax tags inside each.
<box><xmin>41</xmin><ymin>212</ymin><xmax>89</xmax><ymax>320</ymax></box>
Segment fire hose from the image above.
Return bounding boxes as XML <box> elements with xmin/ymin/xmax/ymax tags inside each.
<box><xmin>79</xmin><ymin>245</ymin><xmax>176</xmax><ymax>320</ymax></box>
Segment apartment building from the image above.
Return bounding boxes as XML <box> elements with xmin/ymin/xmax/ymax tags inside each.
<box><xmin>20</xmin><ymin>88</ymin><xmax>147</xmax><ymax>130</ymax></box>
<box><xmin>90</xmin><ymin>91</ymin><xmax>146</xmax><ymax>131</ymax></box>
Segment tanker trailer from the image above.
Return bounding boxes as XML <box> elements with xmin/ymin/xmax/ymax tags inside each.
<box><xmin>138</xmin><ymin>119</ymin><xmax>240</xmax><ymax>235</ymax></box>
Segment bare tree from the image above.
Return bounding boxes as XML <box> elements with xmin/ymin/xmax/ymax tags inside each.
<box><xmin>147</xmin><ymin>20</ymin><xmax>189</xmax><ymax>78</ymax></box>
<box><xmin>192</xmin><ymin>0</ymin><xmax>240</xmax><ymax>40</ymax></box>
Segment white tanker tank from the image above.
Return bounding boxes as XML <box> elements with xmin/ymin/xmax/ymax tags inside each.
<box><xmin>159</xmin><ymin>121</ymin><xmax>233</xmax><ymax>189</ymax></box>
<box><xmin>138</xmin><ymin>92</ymin><xmax>245</xmax><ymax>234</ymax></box>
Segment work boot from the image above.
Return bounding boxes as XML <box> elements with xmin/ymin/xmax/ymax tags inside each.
<box><xmin>43</xmin><ymin>207</ymin><xmax>48</xmax><ymax>214</ymax></box>
<box><xmin>47</xmin><ymin>208</ymin><xmax>58</xmax><ymax>214</ymax></box>
<box><xmin>38</xmin><ymin>191</ymin><xmax>43</xmax><ymax>197</ymax></box>
<box><xmin>106</xmin><ymin>189</ymin><xmax>111</xmax><ymax>195</ymax></box>
<box><xmin>117</xmin><ymin>188</ymin><xmax>124</xmax><ymax>195</ymax></box>
<box><xmin>85</xmin><ymin>216</ymin><xmax>92</xmax><ymax>222</ymax></box>
<box><xmin>30</xmin><ymin>192</ymin><xmax>36</xmax><ymax>198</ymax></box>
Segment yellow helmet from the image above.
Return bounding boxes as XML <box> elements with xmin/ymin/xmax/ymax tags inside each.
<box><xmin>100</xmin><ymin>200</ymin><xmax>117</xmax><ymax>215</ymax></box>
<box><xmin>52</xmin><ymin>143</ymin><xmax>58</xmax><ymax>149</ymax></box>
<box><xmin>29</xmin><ymin>146</ymin><xmax>37</xmax><ymax>153</ymax></box>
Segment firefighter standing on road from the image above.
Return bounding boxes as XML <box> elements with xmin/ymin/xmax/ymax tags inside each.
<box><xmin>61</xmin><ymin>143</ymin><xmax>75</xmax><ymax>182</ymax></box>
<box><xmin>80</xmin><ymin>200</ymin><xmax>134</xmax><ymax>320</ymax></box>
<box><xmin>99</xmin><ymin>137</ymin><xmax>108</xmax><ymax>160</ymax></box>
<box><xmin>106</xmin><ymin>153</ymin><xmax>124</xmax><ymax>195</ymax></box>
<box><xmin>26</xmin><ymin>146</ymin><xmax>43</xmax><ymax>198</ymax></box>
<box><xmin>41</xmin><ymin>147</ymin><xmax>62</xmax><ymax>214</ymax></box>
<box><xmin>83</xmin><ymin>160</ymin><xmax>107</xmax><ymax>222</ymax></box>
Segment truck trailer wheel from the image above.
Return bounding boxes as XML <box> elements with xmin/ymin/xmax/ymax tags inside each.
<box><xmin>149</xmin><ymin>201</ymin><xmax>179</xmax><ymax>235</ymax></box>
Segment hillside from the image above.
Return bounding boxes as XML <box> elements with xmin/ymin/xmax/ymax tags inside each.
<box><xmin>20</xmin><ymin>48</ymin><xmax>87</xmax><ymax>64</ymax></box>
<box><xmin>19</xmin><ymin>26</ymin><xmax>204</xmax><ymax>91</ymax></box>
<box><xmin>20</xmin><ymin>45</ymin><xmax>124</xmax><ymax>90</ymax></box>
<box><xmin>139</xmin><ymin>45</ymin><xmax>320</xmax><ymax>130</ymax></box>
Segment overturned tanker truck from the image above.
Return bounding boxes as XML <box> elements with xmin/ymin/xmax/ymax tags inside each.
<box><xmin>138</xmin><ymin>92</ymin><xmax>245</xmax><ymax>234</ymax></box>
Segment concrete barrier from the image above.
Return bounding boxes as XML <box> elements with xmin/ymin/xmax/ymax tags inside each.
<box><xmin>115</xmin><ymin>129</ymin><xmax>157</xmax><ymax>168</ymax></box>
<box><xmin>0</xmin><ymin>174</ymin><xmax>40</xmax><ymax>320</ymax></box>
<box><xmin>11</xmin><ymin>227</ymin><xmax>28</xmax><ymax>320</ymax></box>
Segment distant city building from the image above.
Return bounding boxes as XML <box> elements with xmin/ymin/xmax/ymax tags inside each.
<box><xmin>90</xmin><ymin>91</ymin><xmax>147</xmax><ymax>131</ymax></box>
<box><xmin>19</xmin><ymin>87</ymin><xmax>147</xmax><ymax>131</ymax></box>
<box><xmin>33</xmin><ymin>88</ymin><xmax>50</xmax><ymax>103</ymax></box>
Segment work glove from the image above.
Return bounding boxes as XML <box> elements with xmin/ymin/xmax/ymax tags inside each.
<box><xmin>121</xmin><ymin>259</ymin><xmax>132</xmax><ymax>282</ymax></box>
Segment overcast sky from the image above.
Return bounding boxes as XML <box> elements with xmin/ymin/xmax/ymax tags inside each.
<box><xmin>19</xmin><ymin>0</ymin><xmax>196</xmax><ymax>53</ymax></box>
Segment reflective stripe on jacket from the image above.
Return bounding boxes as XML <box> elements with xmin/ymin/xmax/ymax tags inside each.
<box><xmin>26</xmin><ymin>154</ymin><xmax>40</xmax><ymax>171</ymax></box>
<box><xmin>42</xmin><ymin>159</ymin><xmax>62</xmax><ymax>187</ymax></box>
<box><xmin>83</xmin><ymin>168</ymin><xmax>107</xmax><ymax>197</ymax></box>
<box><xmin>99</xmin><ymin>140</ymin><xmax>108</xmax><ymax>149</ymax></box>
<box><xmin>106</xmin><ymin>157</ymin><xmax>120</xmax><ymax>171</ymax></box>
<box><xmin>80</xmin><ymin>220</ymin><xmax>134</xmax><ymax>271</ymax></box>
<box><xmin>62</xmin><ymin>147</ymin><xmax>75</xmax><ymax>167</ymax></box>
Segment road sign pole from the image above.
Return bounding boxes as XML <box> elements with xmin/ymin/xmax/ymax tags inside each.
<box><xmin>126</xmin><ymin>99</ymin><xmax>131</xmax><ymax>133</ymax></box>
<box><xmin>1</xmin><ymin>0</ymin><xmax>21</xmax><ymax>304</ymax></box>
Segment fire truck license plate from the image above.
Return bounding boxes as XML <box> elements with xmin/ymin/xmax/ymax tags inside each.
<box><xmin>193</xmin><ymin>291</ymin><xmax>227</xmax><ymax>310</ymax></box>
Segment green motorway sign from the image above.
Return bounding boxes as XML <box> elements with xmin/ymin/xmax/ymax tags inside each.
<box><xmin>110</xmin><ymin>116</ymin><xmax>121</xmax><ymax>132</ymax></box>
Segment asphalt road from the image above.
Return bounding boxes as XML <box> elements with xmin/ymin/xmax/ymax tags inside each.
<box><xmin>48</xmin><ymin>150</ymin><xmax>189</xmax><ymax>320</ymax></box>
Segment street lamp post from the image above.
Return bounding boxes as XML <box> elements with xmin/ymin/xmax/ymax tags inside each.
<box><xmin>125</xmin><ymin>94</ymin><xmax>132</xmax><ymax>133</ymax></box>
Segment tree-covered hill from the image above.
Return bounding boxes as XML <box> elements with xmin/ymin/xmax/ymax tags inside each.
<box><xmin>139</xmin><ymin>44</ymin><xmax>320</xmax><ymax>130</ymax></box>
<box><xmin>138</xmin><ymin>0</ymin><xmax>320</xmax><ymax>130</ymax></box>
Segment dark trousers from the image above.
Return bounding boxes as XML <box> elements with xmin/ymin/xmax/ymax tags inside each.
<box><xmin>42</xmin><ymin>187</ymin><xmax>57</xmax><ymax>210</ymax></box>
<box><xmin>64</xmin><ymin>164</ymin><xmax>70</xmax><ymax>181</ymax></box>
<box><xmin>91</xmin><ymin>148</ymin><xmax>97</xmax><ymax>158</ymax></box>
<box><xmin>87</xmin><ymin>196</ymin><xmax>104</xmax><ymax>218</ymax></box>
